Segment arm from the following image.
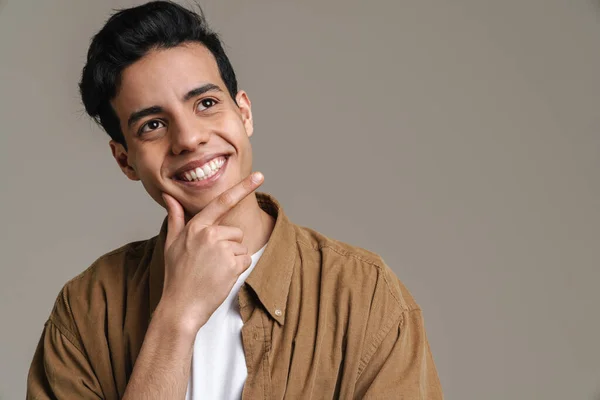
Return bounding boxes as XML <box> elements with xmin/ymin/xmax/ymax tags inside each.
<box><xmin>27</xmin><ymin>172</ymin><xmax>265</xmax><ymax>400</ymax></box>
<box><xmin>122</xmin><ymin>174</ymin><xmax>264</xmax><ymax>399</ymax></box>
<box><xmin>27</xmin><ymin>303</ymin><xmax>198</xmax><ymax>400</ymax></box>
<box><xmin>123</xmin><ymin>174</ymin><xmax>262</xmax><ymax>400</ymax></box>
<box><xmin>120</xmin><ymin>301</ymin><xmax>196</xmax><ymax>400</ymax></box>
<box><xmin>354</xmin><ymin>308</ymin><xmax>443</xmax><ymax>399</ymax></box>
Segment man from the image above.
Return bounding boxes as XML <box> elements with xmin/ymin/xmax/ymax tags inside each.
<box><xmin>27</xmin><ymin>1</ymin><xmax>443</xmax><ymax>399</ymax></box>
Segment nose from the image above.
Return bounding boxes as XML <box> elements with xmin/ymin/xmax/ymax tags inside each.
<box><xmin>170</xmin><ymin>115</ymin><xmax>210</xmax><ymax>155</ymax></box>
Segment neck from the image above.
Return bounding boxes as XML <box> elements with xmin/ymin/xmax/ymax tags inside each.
<box><xmin>209</xmin><ymin>193</ymin><xmax>275</xmax><ymax>255</ymax></box>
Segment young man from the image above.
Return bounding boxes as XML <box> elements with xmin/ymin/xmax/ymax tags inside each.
<box><xmin>27</xmin><ymin>1</ymin><xmax>442</xmax><ymax>399</ymax></box>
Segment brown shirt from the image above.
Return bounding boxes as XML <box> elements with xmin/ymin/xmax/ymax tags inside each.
<box><xmin>27</xmin><ymin>192</ymin><xmax>443</xmax><ymax>399</ymax></box>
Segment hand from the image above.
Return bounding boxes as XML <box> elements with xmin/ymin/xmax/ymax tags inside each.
<box><xmin>158</xmin><ymin>171</ymin><xmax>265</xmax><ymax>335</ymax></box>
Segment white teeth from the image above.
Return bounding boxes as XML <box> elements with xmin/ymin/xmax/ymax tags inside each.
<box><xmin>179</xmin><ymin>156</ymin><xmax>226</xmax><ymax>182</ymax></box>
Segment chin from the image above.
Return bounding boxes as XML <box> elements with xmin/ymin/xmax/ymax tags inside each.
<box><xmin>182</xmin><ymin>197</ymin><xmax>217</xmax><ymax>216</ymax></box>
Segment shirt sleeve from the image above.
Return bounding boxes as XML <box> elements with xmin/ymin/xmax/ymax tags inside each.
<box><xmin>27</xmin><ymin>295</ymin><xmax>103</xmax><ymax>399</ymax></box>
<box><xmin>354</xmin><ymin>308</ymin><xmax>443</xmax><ymax>399</ymax></box>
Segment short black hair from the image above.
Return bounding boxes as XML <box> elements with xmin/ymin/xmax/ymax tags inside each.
<box><xmin>79</xmin><ymin>1</ymin><xmax>238</xmax><ymax>147</ymax></box>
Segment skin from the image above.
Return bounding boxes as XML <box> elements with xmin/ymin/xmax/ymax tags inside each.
<box><xmin>107</xmin><ymin>42</ymin><xmax>276</xmax><ymax>399</ymax></box>
<box><xmin>110</xmin><ymin>41</ymin><xmax>274</xmax><ymax>253</ymax></box>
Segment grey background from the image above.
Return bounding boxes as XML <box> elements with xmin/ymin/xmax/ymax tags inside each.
<box><xmin>1</xmin><ymin>0</ymin><xmax>599</xmax><ymax>399</ymax></box>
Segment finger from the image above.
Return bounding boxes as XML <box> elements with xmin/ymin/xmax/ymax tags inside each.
<box><xmin>236</xmin><ymin>254</ymin><xmax>253</xmax><ymax>272</ymax></box>
<box><xmin>162</xmin><ymin>193</ymin><xmax>185</xmax><ymax>250</ymax></box>
<box><xmin>193</xmin><ymin>172</ymin><xmax>264</xmax><ymax>226</ymax></box>
<box><xmin>227</xmin><ymin>241</ymin><xmax>248</xmax><ymax>256</ymax></box>
<box><xmin>203</xmin><ymin>225</ymin><xmax>244</xmax><ymax>243</ymax></box>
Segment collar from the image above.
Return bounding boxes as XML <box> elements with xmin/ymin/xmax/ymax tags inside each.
<box><xmin>148</xmin><ymin>191</ymin><xmax>297</xmax><ymax>325</ymax></box>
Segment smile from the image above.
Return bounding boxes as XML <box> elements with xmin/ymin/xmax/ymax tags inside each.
<box><xmin>176</xmin><ymin>155</ymin><xmax>227</xmax><ymax>182</ymax></box>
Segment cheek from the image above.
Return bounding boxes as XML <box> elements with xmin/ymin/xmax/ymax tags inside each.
<box><xmin>133</xmin><ymin>149</ymin><xmax>165</xmax><ymax>182</ymax></box>
<box><xmin>217</xmin><ymin>116</ymin><xmax>251</xmax><ymax>153</ymax></box>
<box><xmin>134</xmin><ymin>150</ymin><xmax>167</xmax><ymax>204</ymax></box>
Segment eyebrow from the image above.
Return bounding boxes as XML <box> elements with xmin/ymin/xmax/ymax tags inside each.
<box><xmin>127</xmin><ymin>83</ymin><xmax>224</xmax><ymax>128</ymax></box>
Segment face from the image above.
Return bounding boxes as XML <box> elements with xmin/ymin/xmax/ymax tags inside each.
<box><xmin>110</xmin><ymin>42</ymin><xmax>254</xmax><ymax>216</ymax></box>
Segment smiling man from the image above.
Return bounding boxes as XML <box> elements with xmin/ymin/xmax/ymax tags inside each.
<box><xmin>27</xmin><ymin>1</ymin><xmax>442</xmax><ymax>399</ymax></box>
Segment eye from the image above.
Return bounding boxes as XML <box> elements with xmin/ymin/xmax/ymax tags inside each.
<box><xmin>196</xmin><ymin>98</ymin><xmax>218</xmax><ymax>112</ymax></box>
<box><xmin>139</xmin><ymin>119</ymin><xmax>165</xmax><ymax>135</ymax></box>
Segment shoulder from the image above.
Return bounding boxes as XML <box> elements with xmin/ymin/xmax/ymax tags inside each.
<box><xmin>62</xmin><ymin>236</ymin><xmax>152</xmax><ymax>296</ymax></box>
<box><xmin>293</xmin><ymin>224</ymin><xmax>420</xmax><ymax>312</ymax></box>
<box><xmin>48</xmin><ymin>236</ymin><xmax>156</xmax><ymax>339</ymax></box>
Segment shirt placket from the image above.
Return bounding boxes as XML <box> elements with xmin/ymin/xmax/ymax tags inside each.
<box><xmin>239</xmin><ymin>284</ymin><xmax>273</xmax><ymax>400</ymax></box>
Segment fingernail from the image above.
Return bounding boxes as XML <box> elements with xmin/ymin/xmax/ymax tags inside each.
<box><xmin>252</xmin><ymin>172</ymin><xmax>264</xmax><ymax>183</ymax></box>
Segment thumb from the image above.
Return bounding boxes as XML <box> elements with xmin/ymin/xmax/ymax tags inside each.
<box><xmin>162</xmin><ymin>193</ymin><xmax>185</xmax><ymax>250</ymax></box>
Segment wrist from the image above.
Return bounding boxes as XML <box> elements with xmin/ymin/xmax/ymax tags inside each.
<box><xmin>152</xmin><ymin>299</ymin><xmax>206</xmax><ymax>342</ymax></box>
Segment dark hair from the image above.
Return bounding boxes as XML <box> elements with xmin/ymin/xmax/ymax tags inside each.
<box><xmin>79</xmin><ymin>1</ymin><xmax>238</xmax><ymax>147</ymax></box>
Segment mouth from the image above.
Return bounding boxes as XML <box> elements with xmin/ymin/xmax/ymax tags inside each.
<box><xmin>172</xmin><ymin>154</ymin><xmax>230</xmax><ymax>188</ymax></box>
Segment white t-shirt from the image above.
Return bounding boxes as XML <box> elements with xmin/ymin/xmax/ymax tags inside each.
<box><xmin>185</xmin><ymin>243</ymin><xmax>267</xmax><ymax>400</ymax></box>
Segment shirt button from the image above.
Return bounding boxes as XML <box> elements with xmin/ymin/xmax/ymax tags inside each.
<box><xmin>274</xmin><ymin>309</ymin><xmax>282</xmax><ymax>317</ymax></box>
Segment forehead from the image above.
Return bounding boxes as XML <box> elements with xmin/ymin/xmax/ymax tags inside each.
<box><xmin>113</xmin><ymin>42</ymin><xmax>224</xmax><ymax>111</ymax></box>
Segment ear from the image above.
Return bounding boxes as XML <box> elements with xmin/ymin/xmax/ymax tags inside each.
<box><xmin>109</xmin><ymin>140</ymin><xmax>140</xmax><ymax>181</ymax></box>
<box><xmin>235</xmin><ymin>90</ymin><xmax>254</xmax><ymax>138</ymax></box>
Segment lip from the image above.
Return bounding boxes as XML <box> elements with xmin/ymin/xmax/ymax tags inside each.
<box><xmin>171</xmin><ymin>153</ymin><xmax>230</xmax><ymax>179</ymax></box>
<box><xmin>172</xmin><ymin>155</ymin><xmax>229</xmax><ymax>189</ymax></box>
